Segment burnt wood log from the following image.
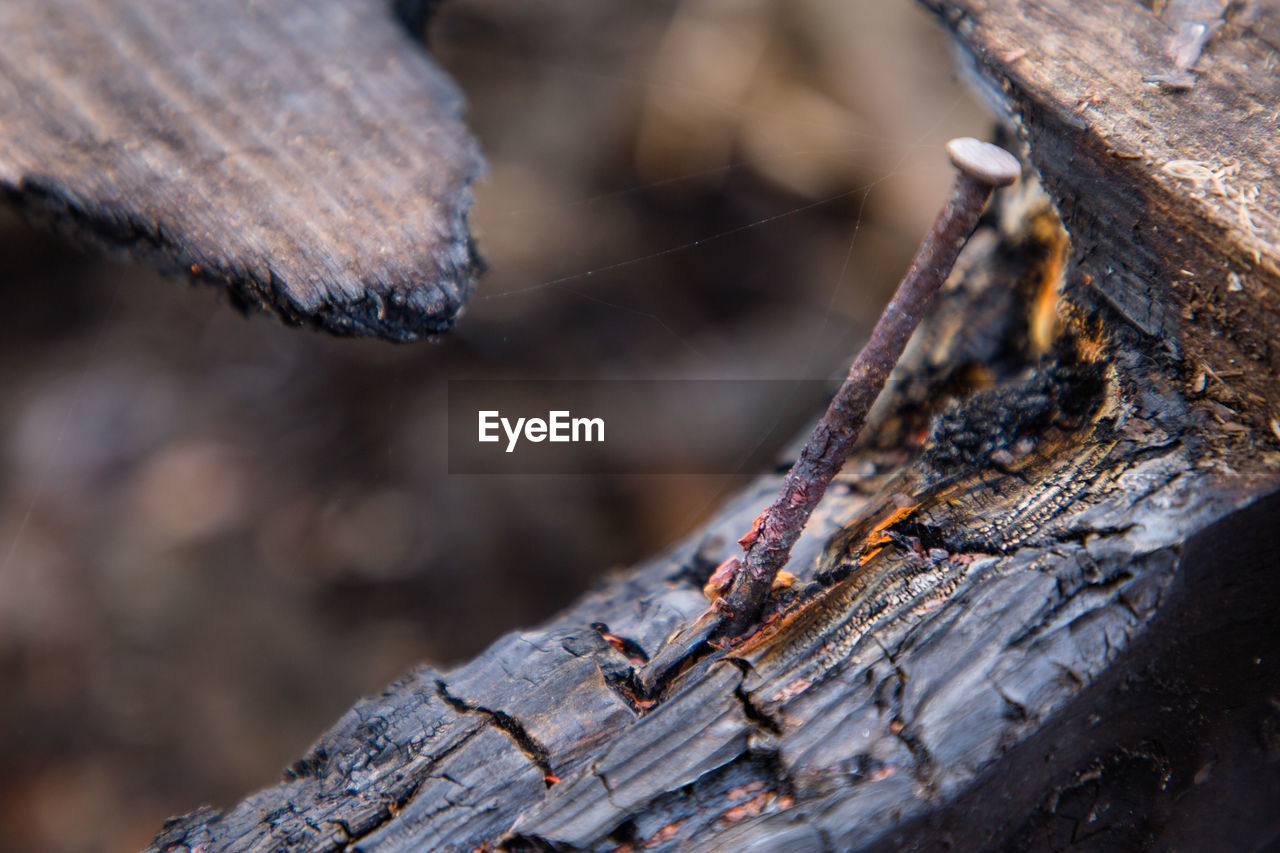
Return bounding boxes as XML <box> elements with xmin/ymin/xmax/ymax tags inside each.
<box><xmin>0</xmin><ymin>0</ymin><xmax>483</xmax><ymax>341</ymax></box>
<box><xmin>146</xmin><ymin>1</ymin><xmax>1280</xmax><ymax>850</ymax></box>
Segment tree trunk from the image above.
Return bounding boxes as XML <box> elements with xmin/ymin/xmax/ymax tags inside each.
<box><xmin>148</xmin><ymin>1</ymin><xmax>1280</xmax><ymax>850</ymax></box>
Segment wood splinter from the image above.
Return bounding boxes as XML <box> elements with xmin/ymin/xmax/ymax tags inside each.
<box><xmin>716</xmin><ymin>137</ymin><xmax>1022</xmax><ymax>640</ymax></box>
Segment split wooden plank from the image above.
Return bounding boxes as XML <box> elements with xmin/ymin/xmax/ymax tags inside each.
<box><xmin>0</xmin><ymin>0</ymin><xmax>484</xmax><ymax>341</ymax></box>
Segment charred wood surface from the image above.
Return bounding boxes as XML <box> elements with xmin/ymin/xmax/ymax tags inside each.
<box><xmin>145</xmin><ymin>1</ymin><xmax>1280</xmax><ymax>850</ymax></box>
<box><xmin>0</xmin><ymin>0</ymin><xmax>483</xmax><ymax>341</ymax></box>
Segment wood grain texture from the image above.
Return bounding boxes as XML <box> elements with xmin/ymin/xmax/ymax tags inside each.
<box><xmin>141</xmin><ymin>1</ymin><xmax>1280</xmax><ymax>850</ymax></box>
<box><xmin>920</xmin><ymin>0</ymin><xmax>1280</xmax><ymax>428</ymax></box>
<box><xmin>0</xmin><ymin>0</ymin><xmax>484</xmax><ymax>341</ymax></box>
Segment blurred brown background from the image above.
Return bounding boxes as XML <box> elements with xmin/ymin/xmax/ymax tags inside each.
<box><xmin>0</xmin><ymin>1</ymin><xmax>986</xmax><ymax>850</ymax></box>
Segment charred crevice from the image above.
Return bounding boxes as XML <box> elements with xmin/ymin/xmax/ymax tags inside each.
<box><xmin>589</xmin><ymin>622</ymin><xmax>649</xmax><ymax>664</ymax></box>
<box><xmin>334</xmin><ymin>783</ymin><xmax>423</xmax><ymax>847</ymax></box>
<box><xmin>606</xmin><ymin>818</ymin><xmax>642</xmax><ymax>847</ymax></box>
<box><xmin>325</xmin><ymin>818</ymin><xmax>354</xmax><ymax>846</ymax></box>
<box><xmin>1005</xmin><ymin>567</ymin><xmax>1139</xmax><ymax>650</ymax></box>
<box><xmin>886</xmin><ymin>519</ymin><xmax>954</xmax><ymax>555</ymax></box>
<box><xmin>317</xmin><ymin>755</ymin><xmax>463</xmax><ymax>850</ymax></box>
<box><xmin>922</xmin><ymin>352</ymin><xmax>1108</xmax><ymax>481</ymax></box>
<box><xmin>1049</xmin><ymin>523</ymin><xmax>1139</xmax><ymax>547</ymax></box>
<box><xmin>814</xmin><ymin>560</ymin><xmax>854</xmax><ymax>587</ymax></box>
<box><xmin>992</xmin><ymin>682</ymin><xmax>1031</xmax><ymax>723</ymax></box>
<box><xmin>592</xmin><ymin>751</ymin><xmax>799</xmax><ymax>851</ymax></box>
<box><xmin>1114</xmin><ymin>436</ymin><xmax>1185</xmax><ymax>471</ymax></box>
<box><xmin>596</xmin><ymin>660</ymin><xmax>652</xmax><ymax>716</ymax></box>
<box><xmin>670</xmin><ymin>535</ymin><xmax>730</xmax><ymax>589</ymax></box>
<box><xmin>725</xmin><ymin>660</ymin><xmax>783</xmax><ymax>737</ymax></box>
<box><xmin>585</xmin><ymin>615</ymin><xmax>727</xmax><ymax>714</ymax></box>
<box><xmin>284</xmin><ymin>681</ymin><xmax>471</xmax><ymax>794</ymax></box>
<box><xmin>733</xmin><ymin>683</ymin><xmax>783</xmax><ymax>737</ymax></box>
<box><xmin>905</xmin><ymin>516</ymin><xmax>1132</xmax><ymax>559</ymax></box>
<box><xmin>637</xmin><ymin>640</ymin><xmax>717</xmax><ymax>705</ymax></box>
<box><xmin>561</xmin><ymin>627</ymin><xmax>655</xmax><ymax>714</ymax></box>
<box><xmin>434</xmin><ymin>680</ymin><xmax>557</xmax><ymax>788</ymax></box>
<box><xmin>635</xmin><ymin>616</ymin><xmax>723</xmax><ymax>704</ymax></box>
<box><xmin>501</xmin><ymin>834</ymin><xmax>578</xmax><ymax>853</ymax></box>
<box><xmin>892</xmin><ymin>718</ymin><xmax>937</xmax><ymax>791</ymax></box>
<box><xmin>881</xmin><ymin>667</ymin><xmax>937</xmax><ymax>792</ymax></box>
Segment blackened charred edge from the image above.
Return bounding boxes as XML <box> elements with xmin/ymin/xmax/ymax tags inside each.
<box><xmin>1</xmin><ymin>173</ymin><xmax>483</xmax><ymax>343</ymax></box>
<box><xmin>392</xmin><ymin>0</ymin><xmax>448</xmax><ymax>37</ymax></box>
<box><xmin>434</xmin><ymin>679</ymin><xmax>557</xmax><ymax>787</ymax></box>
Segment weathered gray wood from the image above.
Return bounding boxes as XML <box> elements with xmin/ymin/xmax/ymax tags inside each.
<box><xmin>922</xmin><ymin>0</ymin><xmax>1280</xmax><ymax>432</ymax></box>
<box><xmin>0</xmin><ymin>0</ymin><xmax>483</xmax><ymax>341</ymax></box>
<box><xmin>143</xmin><ymin>1</ymin><xmax>1280</xmax><ymax>850</ymax></box>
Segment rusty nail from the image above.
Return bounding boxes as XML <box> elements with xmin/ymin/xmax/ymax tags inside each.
<box><xmin>716</xmin><ymin>138</ymin><xmax>1021</xmax><ymax>639</ymax></box>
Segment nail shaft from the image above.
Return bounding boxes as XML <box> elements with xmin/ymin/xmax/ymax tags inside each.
<box><xmin>717</xmin><ymin>138</ymin><xmax>1020</xmax><ymax>639</ymax></box>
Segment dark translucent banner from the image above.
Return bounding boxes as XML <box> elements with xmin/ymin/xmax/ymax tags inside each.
<box><xmin>447</xmin><ymin>380</ymin><xmax>834</xmax><ymax>474</ymax></box>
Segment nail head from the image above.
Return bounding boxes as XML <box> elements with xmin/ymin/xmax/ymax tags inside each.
<box><xmin>946</xmin><ymin>138</ymin><xmax>1021</xmax><ymax>187</ymax></box>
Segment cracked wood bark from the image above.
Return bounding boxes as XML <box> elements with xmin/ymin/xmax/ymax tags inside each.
<box><xmin>146</xmin><ymin>1</ymin><xmax>1280</xmax><ymax>851</ymax></box>
<box><xmin>0</xmin><ymin>0</ymin><xmax>483</xmax><ymax>341</ymax></box>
